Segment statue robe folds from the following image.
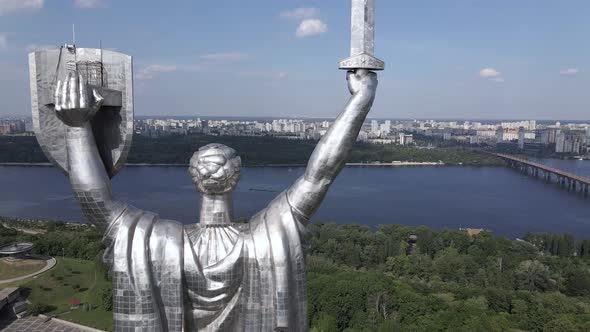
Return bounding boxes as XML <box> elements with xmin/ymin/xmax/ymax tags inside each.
<box><xmin>105</xmin><ymin>192</ymin><xmax>308</xmax><ymax>331</ymax></box>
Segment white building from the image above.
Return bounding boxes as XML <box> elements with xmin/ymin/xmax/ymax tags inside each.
<box><xmin>371</xmin><ymin>120</ymin><xmax>379</xmax><ymax>134</ymax></box>
<box><xmin>476</xmin><ymin>130</ymin><xmax>496</xmax><ymax>138</ymax></box>
<box><xmin>357</xmin><ymin>131</ymin><xmax>368</xmax><ymax>142</ymax></box>
<box><xmin>399</xmin><ymin>133</ymin><xmax>413</xmax><ymax>145</ymax></box>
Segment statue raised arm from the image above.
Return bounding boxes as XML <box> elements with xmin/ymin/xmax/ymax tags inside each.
<box><xmin>286</xmin><ymin>69</ymin><xmax>378</xmax><ymax>223</ymax></box>
<box><xmin>54</xmin><ymin>73</ymin><xmax>127</xmax><ymax>237</ymax></box>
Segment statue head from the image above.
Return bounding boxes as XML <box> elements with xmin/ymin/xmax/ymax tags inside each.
<box><xmin>189</xmin><ymin>143</ymin><xmax>242</xmax><ymax>195</ymax></box>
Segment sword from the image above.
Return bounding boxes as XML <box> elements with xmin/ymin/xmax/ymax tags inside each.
<box><xmin>339</xmin><ymin>0</ymin><xmax>385</xmax><ymax>71</ymax></box>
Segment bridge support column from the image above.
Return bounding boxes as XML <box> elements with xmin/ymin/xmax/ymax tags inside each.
<box><xmin>585</xmin><ymin>184</ymin><xmax>589</xmax><ymax>197</ymax></box>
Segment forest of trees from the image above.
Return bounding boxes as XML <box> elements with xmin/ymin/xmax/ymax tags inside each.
<box><xmin>0</xmin><ymin>134</ymin><xmax>505</xmax><ymax>166</ymax></box>
<box><xmin>2</xmin><ymin>217</ymin><xmax>589</xmax><ymax>331</ymax></box>
<box><xmin>305</xmin><ymin>223</ymin><xmax>590</xmax><ymax>331</ymax></box>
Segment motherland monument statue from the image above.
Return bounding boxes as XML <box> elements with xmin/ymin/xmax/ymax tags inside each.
<box><xmin>29</xmin><ymin>0</ymin><xmax>383</xmax><ymax>330</ymax></box>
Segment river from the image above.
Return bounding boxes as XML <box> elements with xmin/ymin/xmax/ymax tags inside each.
<box><xmin>1</xmin><ymin>160</ymin><xmax>589</xmax><ymax>238</ymax></box>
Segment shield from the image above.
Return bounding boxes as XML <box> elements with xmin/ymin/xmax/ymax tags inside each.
<box><xmin>29</xmin><ymin>47</ymin><xmax>133</xmax><ymax>178</ymax></box>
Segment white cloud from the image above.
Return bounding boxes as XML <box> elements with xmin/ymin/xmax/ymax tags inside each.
<box><xmin>200</xmin><ymin>52</ymin><xmax>249</xmax><ymax>62</ymax></box>
<box><xmin>73</xmin><ymin>0</ymin><xmax>103</xmax><ymax>9</ymax></box>
<box><xmin>136</xmin><ymin>63</ymin><xmax>209</xmax><ymax>80</ymax></box>
<box><xmin>0</xmin><ymin>34</ymin><xmax>6</xmax><ymax>49</ymax></box>
<box><xmin>478</xmin><ymin>68</ymin><xmax>504</xmax><ymax>83</ymax></box>
<box><xmin>0</xmin><ymin>0</ymin><xmax>43</xmax><ymax>16</ymax></box>
<box><xmin>296</xmin><ymin>19</ymin><xmax>328</xmax><ymax>38</ymax></box>
<box><xmin>239</xmin><ymin>71</ymin><xmax>287</xmax><ymax>79</ymax></box>
<box><xmin>181</xmin><ymin>64</ymin><xmax>208</xmax><ymax>72</ymax></box>
<box><xmin>26</xmin><ymin>44</ymin><xmax>54</xmax><ymax>53</ymax></box>
<box><xmin>136</xmin><ymin>64</ymin><xmax>177</xmax><ymax>80</ymax></box>
<box><xmin>560</xmin><ymin>68</ymin><xmax>579</xmax><ymax>76</ymax></box>
<box><xmin>479</xmin><ymin>68</ymin><xmax>501</xmax><ymax>78</ymax></box>
<box><xmin>279</xmin><ymin>7</ymin><xmax>319</xmax><ymax>20</ymax></box>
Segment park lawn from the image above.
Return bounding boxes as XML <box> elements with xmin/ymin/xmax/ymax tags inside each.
<box><xmin>14</xmin><ymin>257</ymin><xmax>113</xmax><ymax>331</ymax></box>
<box><xmin>59</xmin><ymin>307</ymin><xmax>113</xmax><ymax>331</ymax></box>
<box><xmin>0</xmin><ymin>258</ymin><xmax>46</xmax><ymax>280</ymax></box>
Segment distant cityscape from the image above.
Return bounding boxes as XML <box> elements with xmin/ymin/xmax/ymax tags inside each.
<box><xmin>2</xmin><ymin>116</ymin><xmax>590</xmax><ymax>155</ymax></box>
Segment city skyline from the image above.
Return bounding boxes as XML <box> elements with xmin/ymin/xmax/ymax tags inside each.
<box><xmin>3</xmin><ymin>114</ymin><xmax>588</xmax><ymax>155</ymax></box>
<box><xmin>1</xmin><ymin>0</ymin><xmax>589</xmax><ymax>119</ymax></box>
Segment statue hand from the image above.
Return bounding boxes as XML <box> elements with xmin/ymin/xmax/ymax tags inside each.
<box><xmin>347</xmin><ymin>69</ymin><xmax>378</xmax><ymax>96</ymax></box>
<box><xmin>54</xmin><ymin>72</ymin><xmax>104</xmax><ymax>127</ymax></box>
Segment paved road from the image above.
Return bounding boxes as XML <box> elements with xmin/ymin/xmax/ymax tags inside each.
<box><xmin>0</xmin><ymin>257</ymin><xmax>56</xmax><ymax>285</ymax></box>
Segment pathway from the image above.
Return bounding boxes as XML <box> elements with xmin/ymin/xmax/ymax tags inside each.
<box><xmin>0</xmin><ymin>257</ymin><xmax>56</xmax><ymax>285</ymax></box>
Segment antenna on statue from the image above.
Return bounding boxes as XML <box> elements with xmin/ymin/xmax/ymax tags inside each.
<box><xmin>65</xmin><ymin>23</ymin><xmax>76</xmax><ymax>55</ymax></box>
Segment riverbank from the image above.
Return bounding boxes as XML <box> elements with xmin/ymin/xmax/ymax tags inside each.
<box><xmin>347</xmin><ymin>161</ymin><xmax>445</xmax><ymax>166</ymax></box>
<box><xmin>0</xmin><ymin>162</ymin><xmax>447</xmax><ymax>167</ymax></box>
<box><xmin>0</xmin><ymin>135</ymin><xmax>506</xmax><ymax>166</ymax></box>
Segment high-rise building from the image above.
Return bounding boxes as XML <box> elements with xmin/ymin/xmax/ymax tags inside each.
<box><xmin>540</xmin><ymin>129</ymin><xmax>559</xmax><ymax>144</ymax></box>
<box><xmin>371</xmin><ymin>120</ymin><xmax>379</xmax><ymax>134</ymax></box>
<box><xmin>556</xmin><ymin>131</ymin><xmax>585</xmax><ymax>154</ymax></box>
<box><xmin>272</xmin><ymin>122</ymin><xmax>282</xmax><ymax>132</ymax></box>
<box><xmin>528</xmin><ymin>120</ymin><xmax>537</xmax><ymax>130</ymax></box>
<box><xmin>496</xmin><ymin>127</ymin><xmax>504</xmax><ymax>143</ymax></box>
<box><xmin>357</xmin><ymin>131</ymin><xmax>368</xmax><ymax>142</ymax></box>
<box><xmin>399</xmin><ymin>133</ymin><xmax>413</xmax><ymax>145</ymax></box>
<box><xmin>518</xmin><ymin>127</ymin><xmax>525</xmax><ymax>149</ymax></box>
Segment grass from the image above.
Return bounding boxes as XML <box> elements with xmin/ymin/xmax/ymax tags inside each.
<box><xmin>5</xmin><ymin>257</ymin><xmax>113</xmax><ymax>331</ymax></box>
<box><xmin>0</xmin><ymin>257</ymin><xmax>46</xmax><ymax>280</ymax></box>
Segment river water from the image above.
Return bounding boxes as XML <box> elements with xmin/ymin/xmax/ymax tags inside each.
<box><xmin>1</xmin><ymin>160</ymin><xmax>589</xmax><ymax>238</ymax></box>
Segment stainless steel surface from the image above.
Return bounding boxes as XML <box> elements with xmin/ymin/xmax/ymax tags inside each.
<box><xmin>339</xmin><ymin>0</ymin><xmax>385</xmax><ymax>70</ymax></box>
<box><xmin>29</xmin><ymin>47</ymin><xmax>133</xmax><ymax>178</ymax></box>
<box><xmin>31</xmin><ymin>4</ymin><xmax>380</xmax><ymax>328</ymax></box>
<box><xmin>351</xmin><ymin>0</ymin><xmax>375</xmax><ymax>57</ymax></box>
<box><xmin>53</xmin><ymin>69</ymin><xmax>377</xmax><ymax>332</ymax></box>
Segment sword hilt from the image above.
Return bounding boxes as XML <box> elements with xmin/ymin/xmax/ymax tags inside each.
<box><xmin>339</xmin><ymin>53</ymin><xmax>384</xmax><ymax>71</ymax></box>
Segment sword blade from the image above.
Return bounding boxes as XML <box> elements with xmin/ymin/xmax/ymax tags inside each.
<box><xmin>339</xmin><ymin>0</ymin><xmax>384</xmax><ymax>70</ymax></box>
<box><xmin>350</xmin><ymin>0</ymin><xmax>374</xmax><ymax>57</ymax></box>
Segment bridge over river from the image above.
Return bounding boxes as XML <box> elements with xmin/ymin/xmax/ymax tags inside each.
<box><xmin>495</xmin><ymin>153</ymin><xmax>590</xmax><ymax>197</ymax></box>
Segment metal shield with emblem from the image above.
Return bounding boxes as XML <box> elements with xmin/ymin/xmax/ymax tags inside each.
<box><xmin>29</xmin><ymin>47</ymin><xmax>133</xmax><ymax>178</ymax></box>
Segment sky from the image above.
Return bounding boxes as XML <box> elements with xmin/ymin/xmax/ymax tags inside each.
<box><xmin>0</xmin><ymin>0</ymin><xmax>589</xmax><ymax>120</ymax></box>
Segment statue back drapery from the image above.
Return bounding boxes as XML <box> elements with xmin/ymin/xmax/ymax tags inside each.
<box><xmin>106</xmin><ymin>192</ymin><xmax>308</xmax><ymax>331</ymax></box>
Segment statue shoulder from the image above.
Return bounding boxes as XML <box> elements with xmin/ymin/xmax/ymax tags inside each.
<box><xmin>107</xmin><ymin>205</ymin><xmax>183</xmax><ymax>244</ymax></box>
<box><xmin>248</xmin><ymin>191</ymin><xmax>307</xmax><ymax>235</ymax></box>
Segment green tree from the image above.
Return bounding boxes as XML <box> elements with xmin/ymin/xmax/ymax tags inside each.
<box><xmin>515</xmin><ymin>260</ymin><xmax>554</xmax><ymax>291</ymax></box>
<box><xmin>313</xmin><ymin>313</ymin><xmax>338</xmax><ymax>332</ymax></box>
<box><xmin>543</xmin><ymin>316</ymin><xmax>578</xmax><ymax>332</ymax></box>
<box><xmin>564</xmin><ymin>269</ymin><xmax>590</xmax><ymax>297</ymax></box>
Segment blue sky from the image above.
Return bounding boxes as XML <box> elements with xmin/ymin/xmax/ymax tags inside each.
<box><xmin>0</xmin><ymin>0</ymin><xmax>589</xmax><ymax>120</ymax></box>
